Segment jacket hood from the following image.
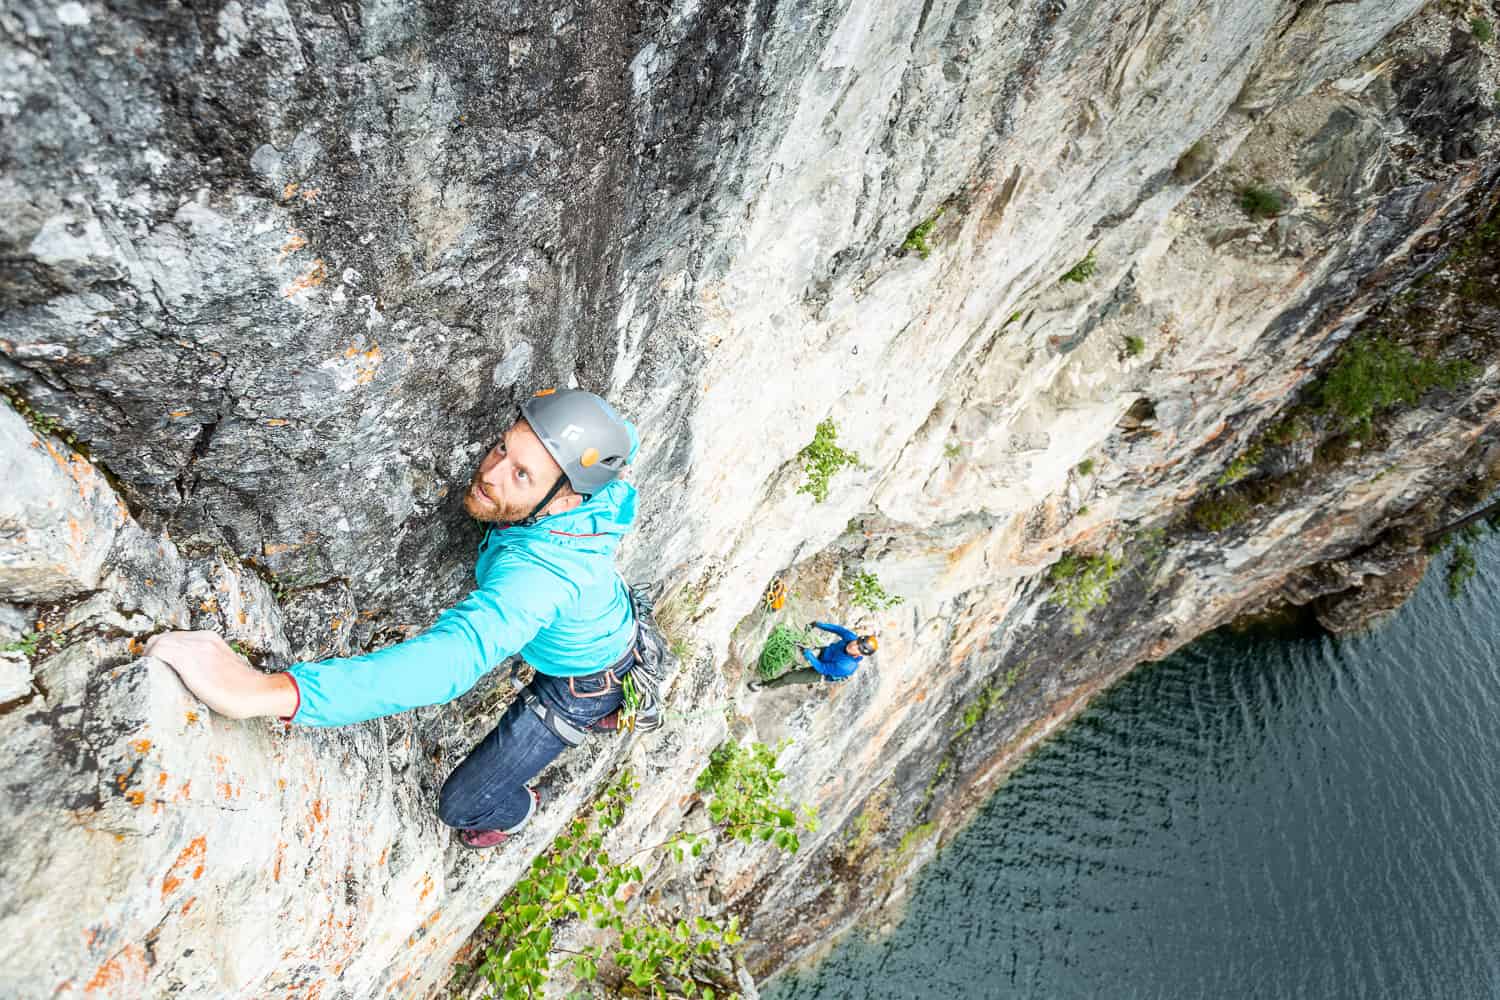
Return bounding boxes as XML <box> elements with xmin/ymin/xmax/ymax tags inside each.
<box><xmin>491</xmin><ymin>479</ymin><xmax>637</xmax><ymax>557</ymax></box>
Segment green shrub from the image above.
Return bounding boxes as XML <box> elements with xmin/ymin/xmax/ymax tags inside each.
<box><xmin>849</xmin><ymin>571</ymin><xmax>903</xmax><ymax>613</ymax></box>
<box><xmin>1216</xmin><ymin>443</ymin><xmax>1265</xmax><ymax>486</ymax></box>
<box><xmin>1191</xmin><ymin>490</ymin><xmax>1252</xmax><ymax>532</ymax></box>
<box><xmin>1317</xmin><ymin>335</ymin><xmax>1479</xmax><ymax>432</ymax></box>
<box><xmin>1472</xmin><ymin>17</ymin><xmax>1493</xmax><ymax>43</ymax></box>
<box><xmin>1264</xmin><ymin>415</ymin><xmax>1307</xmax><ymax>445</ymax></box>
<box><xmin>796</xmin><ymin>418</ymin><xmax>861</xmax><ymax>503</ymax></box>
<box><xmin>1076</xmin><ymin>458</ymin><xmax>1095</xmax><ymax>476</ymax></box>
<box><xmin>758</xmin><ymin>623</ymin><xmax>814</xmax><ymax>679</ymax></box>
<box><xmin>464</xmin><ymin>753</ymin><xmax>814</xmax><ymax>1000</ymax></box>
<box><xmin>901</xmin><ymin>210</ymin><xmax>944</xmax><ymax>259</ymax></box>
<box><xmin>1238</xmin><ymin>184</ymin><xmax>1286</xmax><ymax>219</ymax></box>
<box><xmin>0</xmin><ymin>631</ymin><xmax>40</xmax><ymax>658</ymax></box>
<box><xmin>943</xmin><ymin>441</ymin><xmax>962</xmax><ymax>460</ymax></box>
<box><xmin>1047</xmin><ymin>551</ymin><xmax>1121</xmax><ymax>632</ymax></box>
<box><xmin>954</xmin><ymin>666</ymin><xmax>1022</xmax><ymax>738</ymax></box>
<box><xmin>1447</xmin><ymin>544</ymin><xmax>1478</xmax><ymax>598</ymax></box>
<box><xmin>1124</xmin><ymin>335</ymin><xmax>1145</xmax><ymax>357</ymax></box>
<box><xmin>696</xmin><ymin>739</ymin><xmax>818</xmax><ymax>853</ymax></box>
<box><xmin>1058</xmin><ymin>245</ymin><xmax>1098</xmax><ymax>284</ymax></box>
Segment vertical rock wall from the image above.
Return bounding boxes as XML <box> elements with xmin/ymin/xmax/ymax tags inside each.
<box><xmin>2</xmin><ymin>0</ymin><xmax>1496</xmax><ymax>996</ymax></box>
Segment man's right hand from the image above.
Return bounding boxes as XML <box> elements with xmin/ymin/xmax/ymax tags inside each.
<box><xmin>143</xmin><ymin>630</ymin><xmax>298</xmax><ymax>721</ymax></box>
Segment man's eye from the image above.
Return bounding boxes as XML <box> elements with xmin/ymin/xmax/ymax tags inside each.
<box><xmin>517</xmin><ymin>469</ymin><xmax>528</xmax><ymax>481</ymax></box>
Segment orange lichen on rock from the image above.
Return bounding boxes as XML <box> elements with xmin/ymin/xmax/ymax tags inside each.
<box><xmin>266</xmin><ymin>418</ymin><xmax>290</xmax><ymax>427</ymax></box>
<box><xmin>126</xmin><ymin>637</ymin><xmax>145</xmax><ymax>656</ymax></box>
<box><xmin>354</xmin><ymin>345</ymin><xmax>383</xmax><ymax>385</ymax></box>
<box><xmin>160</xmin><ymin>836</ymin><xmax>207</xmax><ymax>900</ymax></box>
<box><xmin>281</xmin><ymin>182</ymin><xmax>300</xmax><ymax>201</ymax></box>
<box><xmin>277</xmin><ymin>230</ymin><xmax>307</xmax><ymax>261</ymax></box>
<box><xmin>284</xmin><ymin>258</ymin><xmax>328</xmax><ymax>298</ymax></box>
<box><xmin>273</xmin><ymin>840</ymin><xmax>286</xmax><ymax>883</ymax></box>
<box><xmin>130</xmin><ymin>739</ymin><xmax>152</xmax><ymax>754</ymax></box>
<box><xmin>84</xmin><ymin>944</ymin><xmax>147</xmax><ymax>993</ymax></box>
<box><xmin>185</xmin><ymin>710</ymin><xmax>199</xmax><ymax>724</ymax></box>
<box><xmin>125</xmin><ymin>790</ymin><xmax>145</xmax><ymax>807</ymax></box>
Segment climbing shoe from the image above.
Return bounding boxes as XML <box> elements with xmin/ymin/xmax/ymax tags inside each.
<box><xmin>456</xmin><ymin>787</ymin><xmax>539</xmax><ymax>850</ymax></box>
<box><xmin>747</xmin><ymin>677</ymin><xmax>764</xmax><ymax>692</ymax></box>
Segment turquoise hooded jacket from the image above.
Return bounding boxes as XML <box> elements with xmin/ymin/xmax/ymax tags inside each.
<box><xmin>285</xmin><ymin>477</ymin><xmax>639</xmax><ymax>728</ymax></box>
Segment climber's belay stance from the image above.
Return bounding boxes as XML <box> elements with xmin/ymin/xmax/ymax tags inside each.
<box><xmin>749</xmin><ymin>622</ymin><xmax>877</xmax><ymax>691</ymax></box>
<box><xmin>146</xmin><ymin>389</ymin><xmax>666</xmax><ymax>850</ymax></box>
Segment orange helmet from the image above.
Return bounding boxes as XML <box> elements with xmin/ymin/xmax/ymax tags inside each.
<box><xmin>857</xmin><ymin>635</ymin><xmax>878</xmax><ymax>655</ymax></box>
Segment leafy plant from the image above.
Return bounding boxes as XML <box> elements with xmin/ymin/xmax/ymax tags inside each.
<box><xmin>901</xmin><ymin>209</ymin><xmax>945</xmax><ymax>259</ymax></box>
<box><xmin>1317</xmin><ymin>335</ymin><xmax>1478</xmax><ymax>433</ymax></box>
<box><xmin>1238</xmin><ymin>184</ymin><xmax>1286</xmax><ymax>219</ymax></box>
<box><xmin>1216</xmin><ymin>443</ymin><xmax>1265</xmax><ymax>487</ymax></box>
<box><xmin>758</xmin><ymin>623</ymin><xmax>815</xmax><ymax>680</ymax></box>
<box><xmin>848</xmin><ymin>571</ymin><xmax>903</xmax><ymax>613</ymax></box>
<box><xmin>695</xmin><ymin>739</ymin><xmax>818</xmax><ymax>854</ymax></box>
<box><xmin>1263</xmin><ymin>415</ymin><xmax>1307</xmax><ymax>445</ymax></box>
<box><xmin>1191</xmin><ymin>490</ymin><xmax>1252</xmax><ymax>532</ymax></box>
<box><xmin>1047</xmin><ymin>551</ymin><xmax>1122</xmax><ymax>632</ymax></box>
<box><xmin>796</xmin><ymin>419</ymin><xmax>861</xmax><ymax>503</ymax></box>
<box><xmin>1076</xmin><ymin>458</ymin><xmax>1095</xmax><ymax>476</ymax></box>
<box><xmin>464</xmin><ymin>756</ymin><xmax>812</xmax><ymax>1000</ymax></box>
<box><xmin>1124</xmin><ymin>335</ymin><xmax>1145</xmax><ymax>357</ymax></box>
<box><xmin>1447</xmin><ymin>544</ymin><xmax>1478</xmax><ymax>598</ymax></box>
<box><xmin>2</xmin><ymin>386</ymin><xmax>78</xmax><ymax>447</ymax></box>
<box><xmin>1472</xmin><ymin>17</ymin><xmax>1493</xmax><ymax>43</ymax></box>
<box><xmin>954</xmin><ymin>666</ymin><xmax>1022</xmax><ymax>738</ymax></box>
<box><xmin>1058</xmin><ymin>245</ymin><xmax>1098</xmax><ymax>284</ymax></box>
<box><xmin>943</xmin><ymin>441</ymin><xmax>962</xmax><ymax>460</ymax></box>
<box><xmin>0</xmin><ymin>631</ymin><xmax>40</xmax><ymax>658</ymax></box>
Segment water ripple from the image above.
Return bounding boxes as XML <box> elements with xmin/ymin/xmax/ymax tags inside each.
<box><xmin>767</xmin><ymin>545</ymin><xmax>1500</xmax><ymax>1000</ymax></box>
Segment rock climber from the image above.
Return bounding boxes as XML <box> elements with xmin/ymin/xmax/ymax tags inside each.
<box><xmin>144</xmin><ymin>388</ymin><xmax>642</xmax><ymax>849</ymax></box>
<box><xmin>748</xmin><ymin>622</ymin><xmax>876</xmax><ymax>691</ymax></box>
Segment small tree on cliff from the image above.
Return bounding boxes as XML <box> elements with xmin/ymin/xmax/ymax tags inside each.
<box><xmin>454</xmin><ymin>740</ymin><xmax>817</xmax><ymax>999</ymax></box>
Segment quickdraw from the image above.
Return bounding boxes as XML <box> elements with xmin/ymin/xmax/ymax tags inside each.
<box><xmin>763</xmin><ymin>578</ymin><xmax>787</xmax><ymax>612</ymax></box>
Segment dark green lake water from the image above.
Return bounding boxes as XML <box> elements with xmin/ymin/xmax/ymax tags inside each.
<box><xmin>766</xmin><ymin>545</ymin><xmax>1500</xmax><ymax>1000</ymax></box>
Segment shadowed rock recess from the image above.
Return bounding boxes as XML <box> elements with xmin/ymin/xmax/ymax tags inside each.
<box><xmin>3</xmin><ymin>0</ymin><xmax>1498</xmax><ymax>995</ymax></box>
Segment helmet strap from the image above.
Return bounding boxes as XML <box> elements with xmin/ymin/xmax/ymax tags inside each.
<box><xmin>514</xmin><ymin>474</ymin><xmax>570</xmax><ymax>527</ymax></box>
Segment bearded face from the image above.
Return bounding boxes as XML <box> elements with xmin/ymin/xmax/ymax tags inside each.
<box><xmin>463</xmin><ymin>420</ymin><xmax>574</xmax><ymax>523</ymax></box>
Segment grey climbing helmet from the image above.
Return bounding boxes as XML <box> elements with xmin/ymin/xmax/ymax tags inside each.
<box><xmin>519</xmin><ymin>388</ymin><xmax>639</xmax><ymax>496</ymax></box>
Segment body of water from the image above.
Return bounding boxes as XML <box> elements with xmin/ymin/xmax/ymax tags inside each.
<box><xmin>767</xmin><ymin>545</ymin><xmax>1500</xmax><ymax>999</ymax></box>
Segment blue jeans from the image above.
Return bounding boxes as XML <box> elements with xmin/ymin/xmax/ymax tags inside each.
<box><xmin>438</xmin><ymin>654</ymin><xmax>631</xmax><ymax>832</ymax></box>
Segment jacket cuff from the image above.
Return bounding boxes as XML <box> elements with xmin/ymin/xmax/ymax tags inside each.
<box><xmin>278</xmin><ymin>672</ymin><xmax>301</xmax><ymax>723</ymax></box>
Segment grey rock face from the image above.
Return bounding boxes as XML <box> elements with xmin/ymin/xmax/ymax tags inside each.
<box><xmin>0</xmin><ymin>405</ymin><xmax>124</xmax><ymax>600</ymax></box>
<box><xmin>2</xmin><ymin>0</ymin><xmax>1498</xmax><ymax>996</ymax></box>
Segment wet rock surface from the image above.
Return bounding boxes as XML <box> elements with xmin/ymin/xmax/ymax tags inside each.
<box><xmin>3</xmin><ymin>0</ymin><xmax>1499</xmax><ymax>997</ymax></box>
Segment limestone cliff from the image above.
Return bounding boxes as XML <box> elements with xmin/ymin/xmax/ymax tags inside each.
<box><xmin>2</xmin><ymin>0</ymin><xmax>1497</xmax><ymax>996</ymax></box>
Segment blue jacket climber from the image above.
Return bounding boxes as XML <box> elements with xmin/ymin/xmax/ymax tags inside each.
<box><xmin>802</xmin><ymin>621</ymin><xmax>871</xmax><ymax>679</ymax></box>
<box><xmin>145</xmin><ymin>388</ymin><xmax>646</xmax><ymax>849</ymax></box>
<box><xmin>749</xmin><ymin>622</ymin><xmax>878</xmax><ymax>692</ymax></box>
<box><xmin>284</xmin><ymin>477</ymin><xmax>639</xmax><ymax>727</ymax></box>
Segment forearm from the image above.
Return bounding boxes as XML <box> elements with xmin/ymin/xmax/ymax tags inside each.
<box><xmin>144</xmin><ymin>631</ymin><xmax>299</xmax><ymax>720</ymax></box>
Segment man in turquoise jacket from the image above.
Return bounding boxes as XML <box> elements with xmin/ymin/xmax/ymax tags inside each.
<box><xmin>145</xmin><ymin>389</ymin><xmax>642</xmax><ymax>848</ymax></box>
